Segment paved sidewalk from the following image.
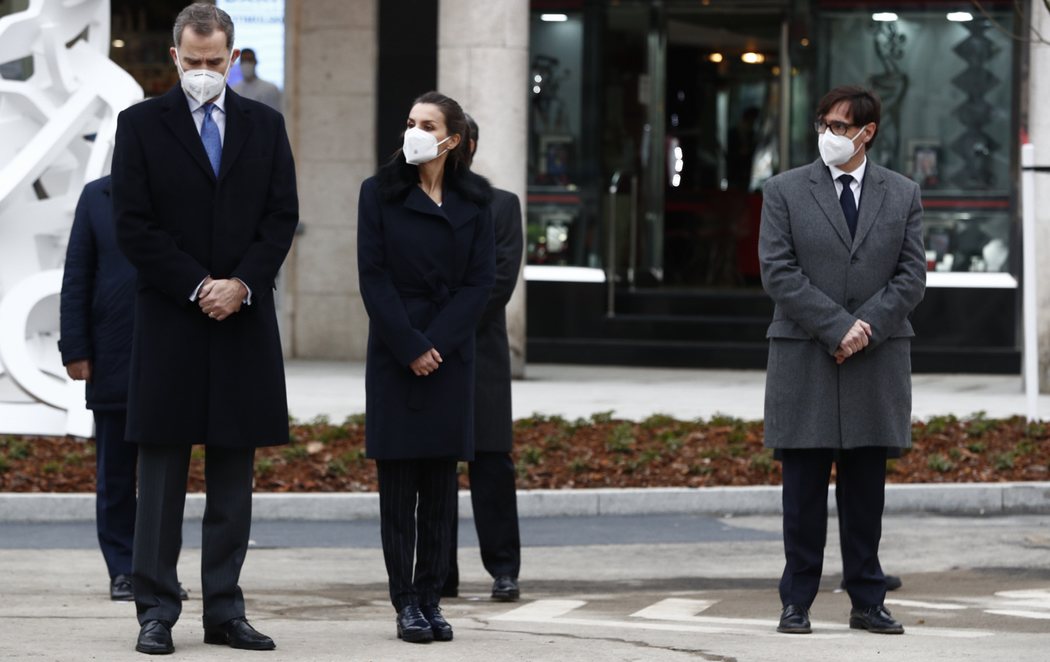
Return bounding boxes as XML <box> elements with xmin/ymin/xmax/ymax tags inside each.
<box><xmin>285</xmin><ymin>360</ymin><xmax>1046</xmax><ymax>423</ymax></box>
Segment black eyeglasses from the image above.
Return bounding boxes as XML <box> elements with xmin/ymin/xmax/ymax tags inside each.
<box><xmin>814</xmin><ymin>120</ymin><xmax>854</xmax><ymax>136</ymax></box>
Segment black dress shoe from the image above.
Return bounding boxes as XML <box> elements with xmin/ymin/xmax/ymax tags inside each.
<box><xmin>849</xmin><ymin>604</ymin><xmax>905</xmax><ymax>634</ymax></box>
<box><xmin>135</xmin><ymin>620</ymin><xmax>174</xmax><ymax>655</ymax></box>
<box><xmin>420</xmin><ymin>604</ymin><xmax>453</xmax><ymax>641</ymax></box>
<box><xmin>203</xmin><ymin>617</ymin><xmax>276</xmax><ymax>650</ymax></box>
<box><xmin>491</xmin><ymin>575</ymin><xmax>520</xmax><ymax>602</ymax></box>
<box><xmin>777</xmin><ymin>604</ymin><xmax>811</xmax><ymax>634</ymax></box>
<box><xmin>111</xmin><ymin>574</ymin><xmax>134</xmax><ymax>602</ymax></box>
<box><xmin>838</xmin><ymin>574</ymin><xmax>903</xmax><ymax>591</ymax></box>
<box><xmin>396</xmin><ymin>605</ymin><xmax>434</xmax><ymax>643</ymax></box>
<box><xmin>177</xmin><ymin>584</ymin><xmax>189</xmax><ymax>601</ymax></box>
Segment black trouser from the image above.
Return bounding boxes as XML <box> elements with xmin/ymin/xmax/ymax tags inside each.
<box><xmin>377</xmin><ymin>458</ymin><xmax>458</xmax><ymax>610</ymax></box>
<box><xmin>132</xmin><ymin>444</ymin><xmax>255</xmax><ymax>627</ymax></box>
<box><xmin>446</xmin><ymin>451</ymin><xmax>521</xmax><ymax>588</ymax></box>
<box><xmin>779</xmin><ymin>447</ymin><xmax>888</xmax><ymax>610</ymax></box>
<box><xmin>94</xmin><ymin>411</ymin><xmax>137</xmax><ymax>579</ymax></box>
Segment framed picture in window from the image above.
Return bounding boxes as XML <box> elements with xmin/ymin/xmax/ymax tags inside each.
<box><xmin>909</xmin><ymin>141</ymin><xmax>941</xmax><ymax>189</ymax></box>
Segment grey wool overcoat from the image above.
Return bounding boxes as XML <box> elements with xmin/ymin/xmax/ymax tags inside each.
<box><xmin>758</xmin><ymin>159</ymin><xmax>926</xmax><ymax>450</ymax></box>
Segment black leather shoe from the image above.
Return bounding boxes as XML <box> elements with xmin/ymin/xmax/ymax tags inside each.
<box><xmin>203</xmin><ymin>617</ymin><xmax>276</xmax><ymax>650</ymax></box>
<box><xmin>177</xmin><ymin>584</ymin><xmax>189</xmax><ymax>601</ymax></box>
<box><xmin>777</xmin><ymin>604</ymin><xmax>811</xmax><ymax>634</ymax></box>
<box><xmin>421</xmin><ymin>604</ymin><xmax>453</xmax><ymax>641</ymax></box>
<box><xmin>849</xmin><ymin>604</ymin><xmax>905</xmax><ymax>634</ymax></box>
<box><xmin>111</xmin><ymin>574</ymin><xmax>134</xmax><ymax>602</ymax></box>
<box><xmin>491</xmin><ymin>575</ymin><xmax>520</xmax><ymax>602</ymax></box>
<box><xmin>839</xmin><ymin>574</ymin><xmax>903</xmax><ymax>591</ymax></box>
<box><xmin>135</xmin><ymin>620</ymin><xmax>174</xmax><ymax>655</ymax></box>
<box><xmin>396</xmin><ymin>605</ymin><xmax>434</xmax><ymax>643</ymax></box>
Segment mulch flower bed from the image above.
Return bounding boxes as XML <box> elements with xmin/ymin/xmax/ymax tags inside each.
<box><xmin>1</xmin><ymin>412</ymin><xmax>1048</xmax><ymax>492</ymax></box>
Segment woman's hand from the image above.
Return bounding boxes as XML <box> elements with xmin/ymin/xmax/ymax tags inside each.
<box><xmin>410</xmin><ymin>348</ymin><xmax>443</xmax><ymax>376</ymax></box>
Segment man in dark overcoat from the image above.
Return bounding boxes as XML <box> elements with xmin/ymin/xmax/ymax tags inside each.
<box><xmin>444</xmin><ymin>116</ymin><xmax>525</xmax><ymax>602</ymax></box>
<box><xmin>59</xmin><ymin>175</ymin><xmax>140</xmax><ymax>601</ymax></box>
<box><xmin>758</xmin><ymin>86</ymin><xmax>925</xmax><ymax>635</ymax></box>
<box><xmin>111</xmin><ymin>3</ymin><xmax>297</xmax><ymax>655</ymax></box>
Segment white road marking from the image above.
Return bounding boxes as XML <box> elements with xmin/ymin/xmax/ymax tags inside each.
<box><xmin>885</xmin><ymin>599</ymin><xmax>968</xmax><ymax>611</ymax></box>
<box><xmin>492</xmin><ymin>599</ymin><xmax>994</xmax><ymax>639</ymax></box>
<box><xmin>984</xmin><ymin>610</ymin><xmax>1050</xmax><ymax>620</ymax></box>
<box><xmin>631</xmin><ymin>598</ymin><xmax>717</xmax><ymax>621</ymax></box>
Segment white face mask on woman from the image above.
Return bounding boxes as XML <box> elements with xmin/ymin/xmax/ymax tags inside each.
<box><xmin>402</xmin><ymin>126</ymin><xmax>453</xmax><ymax>165</ymax></box>
<box><xmin>175</xmin><ymin>49</ymin><xmax>232</xmax><ymax>104</ymax></box>
<box><xmin>818</xmin><ymin>126</ymin><xmax>866</xmax><ymax>167</ymax></box>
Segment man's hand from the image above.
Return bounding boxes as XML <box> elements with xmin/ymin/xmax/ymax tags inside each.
<box><xmin>410</xmin><ymin>348</ymin><xmax>443</xmax><ymax>376</ymax></box>
<box><xmin>65</xmin><ymin>359</ymin><xmax>92</xmax><ymax>382</ymax></box>
<box><xmin>836</xmin><ymin>319</ymin><xmax>872</xmax><ymax>363</ymax></box>
<box><xmin>198</xmin><ymin>278</ymin><xmax>247</xmax><ymax>321</ymax></box>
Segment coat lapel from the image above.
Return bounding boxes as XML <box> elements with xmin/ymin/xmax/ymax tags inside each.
<box><xmin>159</xmin><ymin>85</ymin><xmax>216</xmax><ymax>181</ymax></box>
<box><xmin>807</xmin><ymin>159</ymin><xmax>853</xmax><ymax>250</ymax></box>
<box><xmin>402</xmin><ymin>185</ymin><xmax>479</xmax><ymax>229</ymax></box>
<box><xmin>851</xmin><ymin>164</ymin><xmax>887</xmax><ymax>255</ymax></box>
<box><xmin>217</xmin><ymin>88</ymin><xmax>252</xmax><ymax>184</ymax></box>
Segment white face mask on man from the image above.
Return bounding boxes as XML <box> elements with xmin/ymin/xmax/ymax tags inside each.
<box><xmin>175</xmin><ymin>49</ymin><xmax>233</xmax><ymax>104</ymax></box>
<box><xmin>402</xmin><ymin>127</ymin><xmax>453</xmax><ymax>165</ymax></box>
<box><xmin>818</xmin><ymin>126</ymin><xmax>867</xmax><ymax>167</ymax></box>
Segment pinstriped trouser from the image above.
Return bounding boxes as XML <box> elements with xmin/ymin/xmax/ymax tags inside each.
<box><xmin>376</xmin><ymin>458</ymin><xmax>458</xmax><ymax>610</ymax></box>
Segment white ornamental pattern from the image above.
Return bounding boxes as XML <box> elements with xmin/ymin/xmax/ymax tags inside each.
<box><xmin>0</xmin><ymin>0</ymin><xmax>142</xmax><ymax>437</ymax></box>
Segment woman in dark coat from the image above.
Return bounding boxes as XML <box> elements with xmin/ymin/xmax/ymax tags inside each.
<box><xmin>357</xmin><ymin>91</ymin><xmax>495</xmax><ymax>644</ymax></box>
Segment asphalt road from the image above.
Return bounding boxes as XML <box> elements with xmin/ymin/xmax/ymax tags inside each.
<box><xmin>1</xmin><ymin>514</ymin><xmax>1048</xmax><ymax>661</ymax></box>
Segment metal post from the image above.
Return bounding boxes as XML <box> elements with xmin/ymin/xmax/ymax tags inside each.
<box><xmin>628</xmin><ymin>174</ymin><xmax>639</xmax><ymax>289</ymax></box>
<box><xmin>1021</xmin><ymin>143</ymin><xmax>1038</xmax><ymax>421</ymax></box>
<box><xmin>606</xmin><ymin>171</ymin><xmax>621</xmax><ymax>317</ymax></box>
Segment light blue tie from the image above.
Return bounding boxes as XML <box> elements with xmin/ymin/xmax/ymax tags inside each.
<box><xmin>201</xmin><ymin>103</ymin><xmax>222</xmax><ymax>176</ymax></box>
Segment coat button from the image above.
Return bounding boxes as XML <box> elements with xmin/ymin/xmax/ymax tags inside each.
<box><xmin>850</xmin><ymin>256</ymin><xmax>859</xmax><ymax>264</ymax></box>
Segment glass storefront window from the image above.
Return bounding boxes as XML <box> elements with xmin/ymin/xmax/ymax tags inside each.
<box><xmin>820</xmin><ymin>9</ymin><xmax>1015</xmax><ymax>274</ymax></box>
<box><xmin>527</xmin><ymin>11</ymin><xmax>586</xmax><ymax>267</ymax></box>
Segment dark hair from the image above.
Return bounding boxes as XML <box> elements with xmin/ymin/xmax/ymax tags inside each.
<box><xmin>464</xmin><ymin>113</ymin><xmax>479</xmax><ymax>164</ymax></box>
<box><xmin>816</xmin><ymin>85</ymin><xmax>881</xmax><ymax>148</ymax></box>
<box><xmin>173</xmin><ymin>3</ymin><xmax>235</xmax><ymax>50</ymax></box>
<box><xmin>376</xmin><ymin>91</ymin><xmax>491</xmax><ymax>205</ymax></box>
<box><xmin>240</xmin><ymin>48</ymin><xmax>257</xmax><ymax>60</ymax></box>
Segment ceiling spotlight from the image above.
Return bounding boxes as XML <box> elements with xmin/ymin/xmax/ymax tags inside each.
<box><xmin>708</xmin><ymin>52</ymin><xmax>724</xmax><ymax>63</ymax></box>
<box><xmin>872</xmin><ymin>12</ymin><xmax>899</xmax><ymax>22</ymax></box>
<box><xmin>112</xmin><ymin>38</ymin><xmax>125</xmax><ymax>48</ymax></box>
<box><xmin>540</xmin><ymin>13</ymin><xmax>568</xmax><ymax>22</ymax></box>
<box><xmin>741</xmin><ymin>52</ymin><xmax>765</xmax><ymax>64</ymax></box>
<box><xmin>947</xmin><ymin>12</ymin><xmax>973</xmax><ymax>22</ymax></box>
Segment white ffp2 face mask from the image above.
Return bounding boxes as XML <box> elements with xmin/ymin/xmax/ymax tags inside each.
<box><xmin>176</xmin><ymin>49</ymin><xmax>232</xmax><ymax>104</ymax></box>
<box><xmin>402</xmin><ymin>126</ymin><xmax>452</xmax><ymax>165</ymax></box>
<box><xmin>818</xmin><ymin>126</ymin><xmax>866</xmax><ymax>167</ymax></box>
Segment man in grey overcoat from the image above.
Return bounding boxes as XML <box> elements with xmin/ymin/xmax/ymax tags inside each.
<box><xmin>758</xmin><ymin>86</ymin><xmax>925</xmax><ymax>636</ymax></box>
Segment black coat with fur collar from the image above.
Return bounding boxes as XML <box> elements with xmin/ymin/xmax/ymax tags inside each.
<box><xmin>357</xmin><ymin>168</ymin><xmax>496</xmax><ymax>460</ymax></box>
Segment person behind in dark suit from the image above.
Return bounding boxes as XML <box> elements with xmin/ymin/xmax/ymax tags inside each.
<box><xmin>111</xmin><ymin>3</ymin><xmax>298</xmax><ymax>655</ymax></box>
<box><xmin>758</xmin><ymin>85</ymin><xmax>925</xmax><ymax>636</ymax></box>
<box><xmin>443</xmin><ymin>114</ymin><xmax>524</xmax><ymax>602</ymax></box>
<box><xmin>357</xmin><ymin>91</ymin><xmax>495</xmax><ymax>644</ymax></box>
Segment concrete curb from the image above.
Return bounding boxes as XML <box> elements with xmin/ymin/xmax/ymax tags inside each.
<box><xmin>2</xmin><ymin>482</ymin><xmax>1049</xmax><ymax>522</ymax></box>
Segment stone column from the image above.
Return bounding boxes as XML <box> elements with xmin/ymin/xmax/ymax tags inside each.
<box><xmin>438</xmin><ymin>0</ymin><xmax>529</xmax><ymax>377</ymax></box>
<box><xmin>282</xmin><ymin>0</ymin><xmax>376</xmax><ymax>359</ymax></box>
<box><xmin>1031</xmin><ymin>1</ymin><xmax>1050</xmax><ymax>390</ymax></box>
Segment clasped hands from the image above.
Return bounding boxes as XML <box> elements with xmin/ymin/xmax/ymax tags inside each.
<box><xmin>835</xmin><ymin>319</ymin><xmax>872</xmax><ymax>365</ymax></box>
<box><xmin>410</xmin><ymin>348</ymin><xmax>443</xmax><ymax>376</ymax></box>
<box><xmin>199</xmin><ymin>276</ymin><xmax>247</xmax><ymax>322</ymax></box>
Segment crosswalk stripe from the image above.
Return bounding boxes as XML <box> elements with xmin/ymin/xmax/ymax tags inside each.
<box><xmin>984</xmin><ymin>609</ymin><xmax>1050</xmax><ymax>620</ymax></box>
<box><xmin>631</xmin><ymin>598</ymin><xmax>717</xmax><ymax>621</ymax></box>
<box><xmin>885</xmin><ymin>599</ymin><xmax>968</xmax><ymax>611</ymax></box>
<box><xmin>492</xmin><ymin>599</ymin><xmax>994</xmax><ymax>639</ymax></box>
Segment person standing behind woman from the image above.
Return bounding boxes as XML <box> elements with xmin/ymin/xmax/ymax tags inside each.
<box><xmin>357</xmin><ymin>91</ymin><xmax>496</xmax><ymax>644</ymax></box>
<box><xmin>443</xmin><ymin>114</ymin><xmax>524</xmax><ymax>602</ymax></box>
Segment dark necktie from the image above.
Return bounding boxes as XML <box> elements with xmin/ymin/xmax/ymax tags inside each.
<box><xmin>201</xmin><ymin>103</ymin><xmax>222</xmax><ymax>176</ymax></box>
<box><xmin>838</xmin><ymin>173</ymin><xmax>858</xmax><ymax>238</ymax></box>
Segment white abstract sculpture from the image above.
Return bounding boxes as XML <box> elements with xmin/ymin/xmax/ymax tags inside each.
<box><xmin>0</xmin><ymin>0</ymin><xmax>142</xmax><ymax>437</ymax></box>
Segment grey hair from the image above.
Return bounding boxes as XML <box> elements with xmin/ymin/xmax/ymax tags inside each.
<box><xmin>172</xmin><ymin>3</ymin><xmax>235</xmax><ymax>50</ymax></box>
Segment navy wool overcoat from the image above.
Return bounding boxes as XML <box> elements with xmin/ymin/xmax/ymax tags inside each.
<box><xmin>111</xmin><ymin>85</ymin><xmax>299</xmax><ymax>448</ymax></box>
<box><xmin>357</xmin><ymin>175</ymin><xmax>496</xmax><ymax>461</ymax></box>
<box><xmin>58</xmin><ymin>175</ymin><xmax>136</xmax><ymax>411</ymax></box>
